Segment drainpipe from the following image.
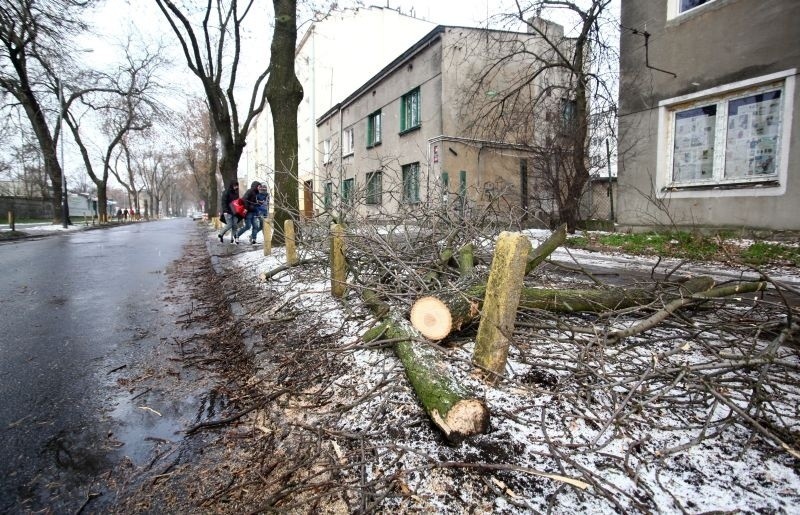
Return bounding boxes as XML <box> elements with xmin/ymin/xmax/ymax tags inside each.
<box><xmin>311</xmin><ymin>27</ymin><xmax>316</xmax><ymax>215</ymax></box>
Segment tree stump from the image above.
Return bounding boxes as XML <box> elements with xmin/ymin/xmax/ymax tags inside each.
<box><xmin>473</xmin><ymin>232</ymin><xmax>531</xmax><ymax>380</ymax></box>
<box><xmin>331</xmin><ymin>223</ymin><xmax>346</xmax><ymax>298</ymax></box>
<box><xmin>285</xmin><ymin>219</ymin><xmax>298</xmax><ymax>265</ymax></box>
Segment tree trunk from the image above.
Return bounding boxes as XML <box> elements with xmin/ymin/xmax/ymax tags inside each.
<box><xmin>266</xmin><ymin>0</ymin><xmax>303</xmax><ymax>246</ymax></box>
<box><xmin>411</xmin><ymin>277</ymin><xmax>718</xmax><ymax>341</ymax></box>
<box><xmin>19</xmin><ymin>91</ymin><xmax>63</xmax><ymax>224</ymax></box>
<box><xmin>362</xmin><ymin>314</ymin><xmax>489</xmax><ymax>444</ymax></box>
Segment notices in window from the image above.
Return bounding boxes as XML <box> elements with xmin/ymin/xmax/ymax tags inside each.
<box><xmin>724</xmin><ymin>90</ymin><xmax>781</xmax><ymax>178</ymax></box>
<box><xmin>672</xmin><ymin>105</ymin><xmax>717</xmax><ymax>182</ymax></box>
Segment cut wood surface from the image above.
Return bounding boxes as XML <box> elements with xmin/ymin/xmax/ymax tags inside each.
<box><xmin>411</xmin><ymin>276</ymin><xmax>718</xmax><ymax>340</ymax></box>
<box><xmin>362</xmin><ymin>296</ymin><xmax>489</xmax><ymax>443</ymax></box>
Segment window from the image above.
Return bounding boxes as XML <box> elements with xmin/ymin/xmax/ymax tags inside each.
<box><xmin>323</xmin><ymin>139</ymin><xmax>331</xmax><ymax>164</ymax></box>
<box><xmin>342</xmin><ymin>178</ymin><xmax>354</xmax><ymax>205</ymax></box>
<box><xmin>680</xmin><ymin>0</ymin><xmax>713</xmax><ymax>13</ymax></box>
<box><xmin>366</xmin><ymin>171</ymin><xmax>382</xmax><ymax>205</ymax></box>
<box><xmin>658</xmin><ymin>70</ymin><xmax>795</xmax><ymax>198</ymax></box>
<box><xmin>367</xmin><ymin>111</ymin><xmax>382</xmax><ymax>147</ymax></box>
<box><xmin>561</xmin><ymin>99</ymin><xmax>577</xmax><ymax>121</ymax></box>
<box><xmin>343</xmin><ymin>127</ymin><xmax>354</xmax><ymax>156</ymax></box>
<box><xmin>402</xmin><ymin>163</ymin><xmax>420</xmax><ymax>204</ymax></box>
<box><xmin>667</xmin><ymin>0</ymin><xmax>718</xmax><ymax>19</ymax></box>
<box><xmin>400</xmin><ymin>88</ymin><xmax>420</xmax><ymax>133</ymax></box>
<box><xmin>323</xmin><ymin>182</ymin><xmax>333</xmax><ymax>210</ymax></box>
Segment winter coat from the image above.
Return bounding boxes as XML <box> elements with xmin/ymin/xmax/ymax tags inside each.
<box><xmin>221</xmin><ymin>181</ymin><xmax>240</xmax><ymax>215</ymax></box>
<box><xmin>241</xmin><ymin>181</ymin><xmax>261</xmax><ymax>213</ymax></box>
<box><xmin>256</xmin><ymin>191</ymin><xmax>270</xmax><ymax>217</ymax></box>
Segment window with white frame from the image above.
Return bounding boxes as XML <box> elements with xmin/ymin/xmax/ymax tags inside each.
<box><xmin>323</xmin><ymin>139</ymin><xmax>331</xmax><ymax>164</ymax></box>
<box><xmin>660</xmin><ymin>70</ymin><xmax>794</xmax><ymax>194</ymax></box>
<box><xmin>343</xmin><ymin>127</ymin><xmax>354</xmax><ymax>156</ymax></box>
<box><xmin>667</xmin><ymin>0</ymin><xmax>719</xmax><ymax>19</ymax></box>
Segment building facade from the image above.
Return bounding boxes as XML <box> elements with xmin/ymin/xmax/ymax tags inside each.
<box><xmin>617</xmin><ymin>0</ymin><xmax>800</xmax><ymax>233</ymax></box>
<box><xmin>316</xmin><ymin>23</ymin><xmax>575</xmax><ymax>226</ymax></box>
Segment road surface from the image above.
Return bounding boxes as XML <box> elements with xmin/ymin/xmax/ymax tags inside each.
<box><xmin>0</xmin><ymin>218</ymin><xmax>196</xmax><ymax>512</ymax></box>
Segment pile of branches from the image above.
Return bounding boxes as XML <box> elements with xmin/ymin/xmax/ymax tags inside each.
<box><xmin>207</xmin><ymin>200</ymin><xmax>800</xmax><ymax>512</ymax></box>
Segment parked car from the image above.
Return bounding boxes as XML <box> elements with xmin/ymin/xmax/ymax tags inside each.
<box><xmin>188</xmin><ymin>212</ymin><xmax>204</xmax><ymax>220</ymax></box>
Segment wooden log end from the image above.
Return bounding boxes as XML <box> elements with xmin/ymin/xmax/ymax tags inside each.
<box><xmin>410</xmin><ymin>296</ymin><xmax>453</xmax><ymax>340</ymax></box>
<box><xmin>431</xmin><ymin>399</ymin><xmax>490</xmax><ymax>443</ymax></box>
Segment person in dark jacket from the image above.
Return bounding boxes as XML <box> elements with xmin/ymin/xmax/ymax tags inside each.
<box><xmin>218</xmin><ymin>180</ymin><xmax>240</xmax><ymax>243</ymax></box>
<box><xmin>236</xmin><ymin>181</ymin><xmax>261</xmax><ymax>244</ymax></box>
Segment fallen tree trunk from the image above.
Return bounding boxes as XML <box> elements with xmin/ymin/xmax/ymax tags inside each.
<box><xmin>361</xmin><ymin>302</ymin><xmax>489</xmax><ymax>443</ymax></box>
<box><xmin>411</xmin><ymin>277</ymin><xmax>717</xmax><ymax>340</ymax></box>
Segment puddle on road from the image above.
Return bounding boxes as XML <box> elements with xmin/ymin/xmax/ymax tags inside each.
<box><xmin>108</xmin><ymin>387</ymin><xmax>229</xmax><ymax>466</ymax></box>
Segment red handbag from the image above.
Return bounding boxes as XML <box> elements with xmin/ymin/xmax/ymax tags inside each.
<box><xmin>232</xmin><ymin>198</ymin><xmax>246</xmax><ymax>218</ymax></box>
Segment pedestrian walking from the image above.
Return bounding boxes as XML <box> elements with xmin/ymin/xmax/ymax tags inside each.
<box><xmin>218</xmin><ymin>180</ymin><xmax>241</xmax><ymax>243</ymax></box>
<box><xmin>254</xmin><ymin>183</ymin><xmax>270</xmax><ymax>242</ymax></box>
<box><xmin>236</xmin><ymin>181</ymin><xmax>262</xmax><ymax>244</ymax></box>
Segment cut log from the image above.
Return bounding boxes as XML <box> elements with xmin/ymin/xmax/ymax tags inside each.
<box><xmin>361</xmin><ymin>293</ymin><xmax>489</xmax><ymax>443</ymax></box>
<box><xmin>411</xmin><ymin>276</ymin><xmax>718</xmax><ymax>340</ymax></box>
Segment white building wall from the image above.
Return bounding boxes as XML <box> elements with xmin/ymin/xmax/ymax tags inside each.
<box><xmin>241</xmin><ymin>6</ymin><xmax>435</xmax><ymax>214</ymax></box>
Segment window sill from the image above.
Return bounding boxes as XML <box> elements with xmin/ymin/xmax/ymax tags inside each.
<box><xmin>399</xmin><ymin>125</ymin><xmax>421</xmax><ymax>136</ymax></box>
<box><xmin>366</xmin><ymin>141</ymin><xmax>382</xmax><ymax>149</ymax></box>
<box><xmin>663</xmin><ymin>178</ymin><xmax>780</xmax><ymax>192</ymax></box>
<box><xmin>343</xmin><ymin>152</ymin><xmax>354</xmax><ymax>159</ymax></box>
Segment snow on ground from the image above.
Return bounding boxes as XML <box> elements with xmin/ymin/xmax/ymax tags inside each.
<box><xmin>216</xmin><ymin>228</ymin><xmax>800</xmax><ymax>513</ymax></box>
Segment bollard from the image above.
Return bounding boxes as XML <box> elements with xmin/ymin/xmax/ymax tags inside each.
<box><xmin>330</xmin><ymin>223</ymin><xmax>347</xmax><ymax>298</ymax></box>
<box><xmin>284</xmin><ymin>219</ymin><xmax>298</xmax><ymax>266</ymax></box>
<box><xmin>473</xmin><ymin>231</ymin><xmax>531</xmax><ymax>381</ymax></box>
<box><xmin>214</xmin><ymin>216</ymin><xmax>220</xmax><ymax>230</ymax></box>
<box><xmin>8</xmin><ymin>211</ymin><xmax>14</xmax><ymax>232</ymax></box>
<box><xmin>263</xmin><ymin>218</ymin><xmax>272</xmax><ymax>256</ymax></box>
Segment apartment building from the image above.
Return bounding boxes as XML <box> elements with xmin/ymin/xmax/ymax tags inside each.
<box><xmin>316</xmin><ymin>22</ymin><xmax>574</xmax><ymax>225</ymax></box>
<box><xmin>617</xmin><ymin>0</ymin><xmax>800</xmax><ymax>233</ymax></box>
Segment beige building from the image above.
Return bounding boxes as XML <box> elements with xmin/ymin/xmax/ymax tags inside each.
<box><xmin>617</xmin><ymin>0</ymin><xmax>800</xmax><ymax>233</ymax></box>
<box><xmin>316</xmin><ymin>23</ymin><xmax>574</xmax><ymax>225</ymax></box>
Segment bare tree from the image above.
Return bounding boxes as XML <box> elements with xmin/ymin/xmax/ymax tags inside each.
<box><xmin>462</xmin><ymin>0</ymin><xmax>617</xmax><ymax>231</ymax></box>
<box><xmin>0</xmin><ymin>0</ymin><xmax>98</xmax><ymax>223</ymax></box>
<box><xmin>155</xmin><ymin>0</ymin><xmax>270</xmax><ymax>188</ymax></box>
<box><xmin>62</xmin><ymin>43</ymin><xmax>163</xmax><ymax>221</ymax></box>
<box><xmin>177</xmin><ymin>97</ymin><xmax>218</xmax><ymax>217</ymax></box>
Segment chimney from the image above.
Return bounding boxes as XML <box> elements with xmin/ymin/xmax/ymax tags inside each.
<box><xmin>527</xmin><ymin>17</ymin><xmax>564</xmax><ymax>39</ymax></box>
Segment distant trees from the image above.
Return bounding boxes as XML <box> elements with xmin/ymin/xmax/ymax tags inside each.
<box><xmin>63</xmin><ymin>42</ymin><xmax>165</xmax><ymax>221</ymax></box>
<box><xmin>177</xmin><ymin>98</ymin><xmax>218</xmax><ymax>218</ymax></box>
<box><xmin>0</xmin><ymin>0</ymin><xmax>98</xmax><ymax>223</ymax></box>
<box><xmin>155</xmin><ymin>0</ymin><xmax>271</xmax><ymax>189</ymax></box>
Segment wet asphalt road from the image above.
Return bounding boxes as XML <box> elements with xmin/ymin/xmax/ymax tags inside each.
<box><xmin>0</xmin><ymin>218</ymin><xmax>193</xmax><ymax>512</ymax></box>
